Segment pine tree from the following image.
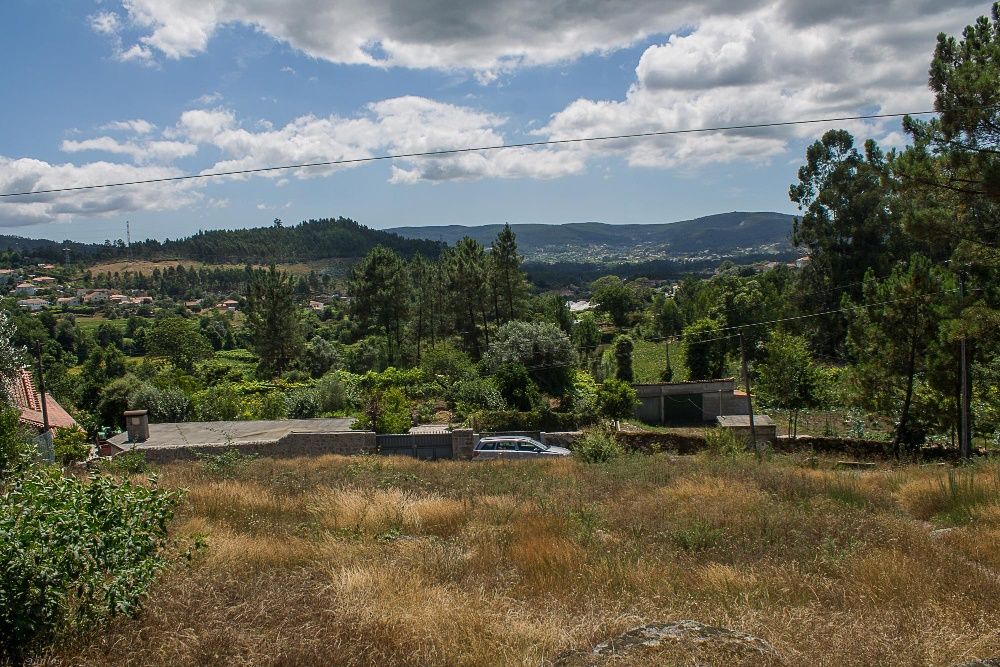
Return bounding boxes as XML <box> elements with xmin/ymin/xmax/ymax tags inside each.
<box><xmin>490</xmin><ymin>223</ymin><xmax>528</xmax><ymax>323</ymax></box>
<box><xmin>245</xmin><ymin>265</ymin><xmax>304</xmax><ymax>378</ymax></box>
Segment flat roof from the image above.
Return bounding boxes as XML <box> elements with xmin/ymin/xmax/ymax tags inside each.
<box><xmin>107</xmin><ymin>417</ymin><xmax>355</xmax><ymax>449</ymax></box>
<box><xmin>716</xmin><ymin>414</ymin><xmax>775</xmax><ymax>427</ymax></box>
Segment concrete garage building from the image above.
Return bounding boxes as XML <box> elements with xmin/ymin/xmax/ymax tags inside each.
<box><xmin>633</xmin><ymin>379</ymin><xmax>750</xmax><ymax>425</ymax></box>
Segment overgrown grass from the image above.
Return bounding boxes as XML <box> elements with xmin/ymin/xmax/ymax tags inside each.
<box><xmin>45</xmin><ymin>454</ymin><xmax>1000</xmax><ymax>666</ymax></box>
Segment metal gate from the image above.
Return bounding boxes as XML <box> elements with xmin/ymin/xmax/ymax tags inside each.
<box><xmin>376</xmin><ymin>432</ymin><xmax>453</xmax><ymax>460</ymax></box>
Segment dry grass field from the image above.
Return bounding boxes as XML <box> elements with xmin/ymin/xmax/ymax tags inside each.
<box><xmin>39</xmin><ymin>452</ymin><xmax>1000</xmax><ymax>666</ymax></box>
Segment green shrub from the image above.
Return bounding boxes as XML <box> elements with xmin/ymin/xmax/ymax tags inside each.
<box><xmin>99</xmin><ymin>450</ymin><xmax>149</xmax><ymax>475</ymax></box>
<box><xmin>0</xmin><ymin>467</ymin><xmax>182</xmax><ymax>663</ymax></box>
<box><xmin>193</xmin><ymin>383</ymin><xmax>242</xmax><ymax>421</ymax></box>
<box><xmin>704</xmin><ymin>427</ymin><xmax>747</xmax><ymax>457</ymax></box>
<box><xmin>53</xmin><ymin>425</ymin><xmax>90</xmax><ymax>465</ymax></box>
<box><xmin>596</xmin><ymin>379</ymin><xmax>639</xmax><ymax>422</ymax></box>
<box><xmin>286</xmin><ymin>388</ymin><xmax>320</xmax><ymax>419</ymax></box>
<box><xmin>469</xmin><ymin>409</ymin><xmax>578</xmax><ymax>433</ymax></box>
<box><xmin>573</xmin><ymin>430</ymin><xmax>625</xmax><ymax>464</ymax></box>
<box><xmin>315</xmin><ymin>373</ymin><xmax>350</xmax><ymax>414</ymax></box>
<box><xmin>354</xmin><ymin>387</ymin><xmax>412</xmax><ymax>434</ymax></box>
<box><xmin>195</xmin><ymin>449</ymin><xmax>258</xmax><ymax>479</ymax></box>
<box><xmin>0</xmin><ymin>408</ymin><xmax>35</xmax><ymax>477</ymax></box>
<box><xmin>257</xmin><ymin>391</ymin><xmax>288</xmax><ymax>420</ymax></box>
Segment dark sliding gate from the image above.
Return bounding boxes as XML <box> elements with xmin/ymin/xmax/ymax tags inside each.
<box><xmin>376</xmin><ymin>432</ymin><xmax>453</xmax><ymax>460</ymax></box>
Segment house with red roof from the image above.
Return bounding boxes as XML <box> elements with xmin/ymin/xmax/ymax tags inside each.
<box><xmin>5</xmin><ymin>368</ymin><xmax>78</xmax><ymax>432</ymax></box>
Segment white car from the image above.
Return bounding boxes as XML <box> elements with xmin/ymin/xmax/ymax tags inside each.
<box><xmin>472</xmin><ymin>435</ymin><xmax>571</xmax><ymax>460</ymax></box>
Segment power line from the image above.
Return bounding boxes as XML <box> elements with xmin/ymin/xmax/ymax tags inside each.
<box><xmin>0</xmin><ymin>108</ymin><xmax>951</xmax><ymax>199</ymax></box>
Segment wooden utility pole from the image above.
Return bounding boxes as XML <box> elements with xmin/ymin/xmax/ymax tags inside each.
<box><xmin>739</xmin><ymin>332</ymin><xmax>761</xmax><ymax>460</ymax></box>
<box><xmin>34</xmin><ymin>342</ymin><xmax>53</xmax><ymax>463</ymax></box>
<box><xmin>959</xmin><ymin>273</ymin><xmax>972</xmax><ymax>458</ymax></box>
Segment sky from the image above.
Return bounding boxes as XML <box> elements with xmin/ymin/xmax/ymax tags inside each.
<box><xmin>0</xmin><ymin>0</ymin><xmax>988</xmax><ymax>244</ymax></box>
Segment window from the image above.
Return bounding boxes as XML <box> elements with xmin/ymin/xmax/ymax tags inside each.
<box><xmin>517</xmin><ymin>442</ymin><xmax>539</xmax><ymax>452</ymax></box>
<box><xmin>478</xmin><ymin>441</ymin><xmax>496</xmax><ymax>451</ymax></box>
<box><xmin>496</xmin><ymin>441</ymin><xmax>517</xmax><ymax>451</ymax></box>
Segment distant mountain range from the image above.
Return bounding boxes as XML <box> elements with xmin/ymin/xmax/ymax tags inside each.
<box><xmin>389</xmin><ymin>211</ymin><xmax>797</xmax><ymax>263</ymax></box>
<box><xmin>0</xmin><ymin>211</ymin><xmax>798</xmax><ymax>268</ymax></box>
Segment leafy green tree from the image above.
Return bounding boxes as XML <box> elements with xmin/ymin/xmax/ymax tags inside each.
<box><xmin>193</xmin><ymin>383</ymin><xmax>243</xmax><ymax>421</ymax></box>
<box><xmin>489</xmin><ymin>223</ymin><xmax>528</xmax><ymax>323</ymax></box>
<box><xmin>683</xmin><ymin>318</ymin><xmax>728</xmax><ymax>381</ymax></box>
<box><xmin>446</xmin><ymin>237</ymin><xmax>491</xmax><ymax>358</ymax></box>
<box><xmin>0</xmin><ymin>312</ymin><xmax>23</xmax><ymax>405</ymax></box>
<box><xmin>493</xmin><ymin>363</ymin><xmax>543</xmax><ymax>411</ymax></box>
<box><xmin>596</xmin><ymin>379</ymin><xmax>639</xmax><ymax>423</ymax></box>
<box><xmin>480</xmin><ymin>320</ymin><xmax>577</xmax><ymax>395</ymax></box>
<box><xmin>611</xmin><ymin>335</ymin><xmax>634</xmax><ymax>382</ymax></box>
<box><xmin>590</xmin><ymin>275</ymin><xmax>641</xmax><ymax>327</ymax></box>
<box><xmin>53</xmin><ymin>426</ymin><xmax>90</xmax><ymax>465</ymax></box>
<box><xmin>245</xmin><ymin>265</ymin><xmax>304</xmax><ymax>377</ymax></box>
<box><xmin>755</xmin><ymin>331</ymin><xmax>820</xmax><ymax>437</ymax></box>
<box><xmin>349</xmin><ymin>246</ymin><xmax>411</xmax><ymax>363</ymax></box>
<box><xmin>845</xmin><ymin>254</ymin><xmax>950</xmax><ymax>450</ymax></box>
<box><xmin>302</xmin><ymin>336</ymin><xmax>342</xmax><ymax>378</ymax></box>
<box><xmin>357</xmin><ymin>386</ymin><xmax>411</xmax><ymax>434</ymax></box>
<box><xmin>146</xmin><ymin>317</ymin><xmax>213</xmax><ymax>372</ymax></box>
<box><xmin>789</xmin><ymin>130</ymin><xmax>908</xmax><ymax>351</ymax></box>
<box><xmin>572</xmin><ymin>311</ymin><xmax>601</xmax><ymax>361</ymax></box>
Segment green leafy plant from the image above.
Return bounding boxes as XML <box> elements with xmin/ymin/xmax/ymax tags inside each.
<box><xmin>573</xmin><ymin>429</ymin><xmax>625</xmax><ymax>464</ymax></box>
<box><xmin>53</xmin><ymin>425</ymin><xmax>91</xmax><ymax>465</ymax></box>
<box><xmin>0</xmin><ymin>467</ymin><xmax>183</xmax><ymax>663</ymax></box>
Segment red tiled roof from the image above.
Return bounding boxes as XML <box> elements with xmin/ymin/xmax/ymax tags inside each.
<box><xmin>5</xmin><ymin>369</ymin><xmax>78</xmax><ymax>430</ymax></box>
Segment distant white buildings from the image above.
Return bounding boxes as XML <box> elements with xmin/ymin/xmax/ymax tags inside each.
<box><xmin>17</xmin><ymin>298</ymin><xmax>48</xmax><ymax>311</ymax></box>
<box><xmin>15</xmin><ymin>283</ymin><xmax>36</xmax><ymax>296</ymax></box>
<box><xmin>566</xmin><ymin>300</ymin><xmax>593</xmax><ymax>313</ymax></box>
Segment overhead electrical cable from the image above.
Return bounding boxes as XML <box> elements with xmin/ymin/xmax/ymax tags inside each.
<box><xmin>0</xmin><ymin>108</ymin><xmax>961</xmax><ymax>199</ymax></box>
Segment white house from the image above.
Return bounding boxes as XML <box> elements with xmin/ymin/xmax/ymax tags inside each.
<box><xmin>15</xmin><ymin>283</ymin><xmax>36</xmax><ymax>296</ymax></box>
<box><xmin>17</xmin><ymin>298</ymin><xmax>49</xmax><ymax>311</ymax></box>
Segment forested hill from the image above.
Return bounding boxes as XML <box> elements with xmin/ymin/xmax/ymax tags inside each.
<box><xmin>389</xmin><ymin>211</ymin><xmax>796</xmax><ymax>262</ymax></box>
<box><xmin>0</xmin><ymin>217</ymin><xmax>445</xmax><ymax>264</ymax></box>
<box><xmin>128</xmin><ymin>217</ymin><xmax>445</xmax><ymax>263</ymax></box>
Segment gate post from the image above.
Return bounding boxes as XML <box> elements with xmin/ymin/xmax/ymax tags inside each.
<box><xmin>451</xmin><ymin>429</ymin><xmax>475</xmax><ymax>460</ymax></box>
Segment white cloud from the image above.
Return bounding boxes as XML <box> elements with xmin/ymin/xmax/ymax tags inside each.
<box><xmin>60</xmin><ymin>136</ymin><xmax>197</xmax><ymax>163</ymax></box>
<box><xmin>172</xmin><ymin>96</ymin><xmax>582</xmax><ymax>183</ymax></box>
<box><xmin>0</xmin><ymin>157</ymin><xmax>198</xmax><ymax>227</ymax></box>
<box><xmin>280</xmin><ymin>65</ymin><xmax>296</xmax><ymax>76</ymax></box>
<box><xmin>99</xmin><ymin>119</ymin><xmax>158</xmax><ymax>135</ymax></box>
<box><xmin>100</xmin><ymin>0</ymin><xmax>983</xmax><ymax>81</ymax></box>
<box><xmin>88</xmin><ymin>11</ymin><xmax>120</xmax><ymax>35</ymax></box>
<box><xmin>539</xmin><ymin>3</ymin><xmax>979</xmax><ymax>169</ymax></box>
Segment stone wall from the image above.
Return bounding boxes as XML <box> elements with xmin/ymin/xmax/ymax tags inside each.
<box><xmin>132</xmin><ymin>430</ymin><xmax>377</xmax><ymax>464</ymax></box>
<box><xmin>451</xmin><ymin>429</ymin><xmax>475</xmax><ymax>460</ymax></box>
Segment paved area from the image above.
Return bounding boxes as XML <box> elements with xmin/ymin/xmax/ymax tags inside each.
<box><xmin>107</xmin><ymin>418</ymin><xmax>355</xmax><ymax>449</ymax></box>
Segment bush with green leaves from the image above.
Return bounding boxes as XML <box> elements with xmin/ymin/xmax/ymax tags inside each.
<box><xmin>452</xmin><ymin>377</ymin><xmax>506</xmax><ymax>419</ymax></box>
<box><xmin>354</xmin><ymin>387</ymin><xmax>412</xmax><ymax>434</ymax></box>
<box><xmin>704</xmin><ymin>427</ymin><xmax>749</xmax><ymax>457</ymax></box>
<box><xmin>468</xmin><ymin>409</ymin><xmax>578</xmax><ymax>432</ymax></box>
<box><xmin>596</xmin><ymin>379</ymin><xmax>639</xmax><ymax>422</ymax></box>
<box><xmin>53</xmin><ymin>425</ymin><xmax>90</xmax><ymax>465</ymax></box>
<box><xmin>573</xmin><ymin>429</ymin><xmax>625</xmax><ymax>464</ymax></box>
<box><xmin>193</xmin><ymin>383</ymin><xmax>243</xmax><ymax>421</ymax></box>
<box><xmin>314</xmin><ymin>372</ymin><xmax>350</xmax><ymax>414</ymax></box>
<box><xmin>256</xmin><ymin>391</ymin><xmax>289</xmax><ymax>420</ymax></box>
<box><xmin>0</xmin><ymin>408</ymin><xmax>35</xmax><ymax>478</ymax></box>
<box><xmin>0</xmin><ymin>467</ymin><xmax>182</xmax><ymax>663</ymax></box>
<box><xmin>286</xmin><ymin>388</ymin><xmax>320</xmax><ymax>419</ymax></box>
